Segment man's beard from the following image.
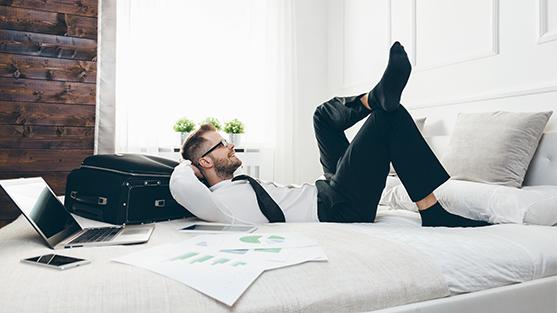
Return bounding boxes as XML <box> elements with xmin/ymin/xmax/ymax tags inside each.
<box><xmin>211</xmin><ymin>155</ymin><xmax>242</xmax><ymax>179</ymax></box>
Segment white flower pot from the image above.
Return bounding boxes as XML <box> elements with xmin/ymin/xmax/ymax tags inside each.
<box><xmin>228</xmin><ymin>133</ymin><xmax>242</xmax><ymax>147</ymax></box>
<box><xmin>180</xmin><ymin>132</ymin><xmax>190</xmax><ymax>145</ymax></box>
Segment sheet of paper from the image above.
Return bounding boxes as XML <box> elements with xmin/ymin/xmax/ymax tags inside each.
<box><xmin>112</xmin><ymin>233</ymin><xmax>327</xmax><ymax>306</ymax></box>
<box><xmin>188</xmin><ymin>233</ymin><xmax>319</xmax><ymax>249</ymax></box>
<box><xmin>114</xmin><ymin>242</ymin><xmax>265</xmax><ymax>306</ymax></box>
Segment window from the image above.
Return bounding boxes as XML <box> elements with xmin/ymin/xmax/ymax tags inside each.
<box><xmin>115</xmin><ymin>0</ymin><xmax>280</xmax><ymax>151</ymax></box>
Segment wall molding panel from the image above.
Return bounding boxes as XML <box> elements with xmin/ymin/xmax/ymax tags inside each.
<box><xmin>339</xmin><ymin>0</ymin><xmax>502</xmax><ymax>92</ymax></box>
<box><xmin>410</xmin><ymin>0</ymin><xmax>500</xmax><ymax>71</ymax></box>
<box><xmin>408</xmin><ymin>82</ymin><xmax>557</xmax><ymax>109</ymax></box>
<box><xmin>538</xmin><ymin>0</ymin><xmax>557</xmax><ymax>44</ymax></box>
<box><xmin>333</xmin><ymin>0</ymin><xmax>557</xmax><ymax>141</ymax></box>
<box><xmin>340</xmin><ymin>0</ymin><xmax>392</xmax><ymax>91</ymax></box>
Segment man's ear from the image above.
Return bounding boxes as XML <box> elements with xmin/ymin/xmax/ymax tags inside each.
<box><xmin>198</xmin><ymin>156</ymin><xmax>212</xmax><ymax>169</ymax></box>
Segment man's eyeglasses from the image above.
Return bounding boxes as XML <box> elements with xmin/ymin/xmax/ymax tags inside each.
<box><xmin>200</xmin><ymin>139</ymin><xmax>230</xmax><ymax>159</ymax></box>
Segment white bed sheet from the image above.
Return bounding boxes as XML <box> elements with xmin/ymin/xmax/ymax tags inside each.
<box><xmin>0</xmin><ymin>209</ymin><xmax>555</xmax><ymax>313</ymax></box>
<box><xmin>360</xmin><ymin>208</ymin><xmax>557</xmax><ymax>294</ymax></box>
<box><xmin>0</xmin><ymin>214</ymin><xmax>451</xmax><ymax>313</ymax></box>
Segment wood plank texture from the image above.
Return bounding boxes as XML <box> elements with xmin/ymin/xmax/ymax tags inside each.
<box><xmin>0</xmin><ymin>0</ymin><xmax>97</xmax><ymax>226</ymax></box>
<box><xmin>0</xmin><ymin>197</ymin><xmax>19</xmax><ymax>219</ymax></box>
<box><xmin>0</xmin><ymin>0</ymin><xmax>97</xmax><ymax>17</ymax></box>
<box><xmin>0</xmin><ymin>53</ymin><xmax>96</xmax><ymax>82</ymax></box>
<box><xmin>0</xmin><ymin>149</ymin><xmax>92</xmax><ymax>172</ymax></box>
<box><xmin>0</xmin><ymin>6</ymin><xmax>97</xmax><ymax>39</ymax></box>
<box><xmin>0</xmin><ymin>77</ymin><xmax>95</xmax><ymax>104</ymax></box>
<box><xmin>0</xmin><ymin>125</ymin><xmax>94</xmax><ymax>149</ymax></box>
<box><xmin>0</xmin><ymin>171</ymin><xmax>69</xmax><ymax>219</ymax></box>
<box><xmin>0</xmin><ymin>101</ymin><xmax>95</xmax><ymax>126</ymax></box>
<box><xmin>0</xmin><ymin>29</ymin><xmax>96</xmax><ymax>60</ymax></box>
<box><xmin>0</xmin><ymin>171</ymin><xmax>68</xmax><ymax>191</ymax></box>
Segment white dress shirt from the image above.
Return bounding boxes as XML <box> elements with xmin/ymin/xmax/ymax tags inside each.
<box><xmin>169</xmin><ymin>160</ymin><xmax>320</xmax><ymax>224</ymax></box>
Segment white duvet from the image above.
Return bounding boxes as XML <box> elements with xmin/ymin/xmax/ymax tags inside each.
<box><xmin>356</xmin><ymin>209</ymin><xmax>557</xmax><ymax>294</ymax></box>
<box><xmin>0</xmin><ymin>215</ymin><xmax>450</xmax><ymax>313</ymax></box>
<box><xmin>381</xmin><ymin>176</ymin><xmax>557</xmax><ymax>225</ymax></box>
<box><xmin>0</xmin><ymin>211</ymin><xmax>555</xmax><ymax>312</ymax></box>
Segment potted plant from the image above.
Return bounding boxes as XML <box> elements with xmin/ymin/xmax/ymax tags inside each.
<box><xmin>201</xmin><ymin>117</ymin><xmax>222</xmax><ymax>131</ymax></box>
<box><xmin>223</xmin><ymin>118</ymin><xmax>245</xmax><ymax>146</ymax></box>
<box><xmin>173</xmin><ymin>117</ymin><xmax>196</xmax><ymax>144</ymax></box>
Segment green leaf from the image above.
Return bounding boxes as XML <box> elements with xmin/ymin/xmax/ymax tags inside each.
<box><xmin>173</xmin><ymin>118</ymin><xmax>196</xmax><ymax>132</ymax></box>
<box><xmin>223</xmin><ymin>119</ymin><xmax>245</xmax><ymax>134</ymax></box>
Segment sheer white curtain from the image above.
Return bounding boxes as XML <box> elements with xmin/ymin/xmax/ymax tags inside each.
<box><xmin>114</xmin><ymin>0</ymin><xmax>297</xmax><ymax>183</ymax></box>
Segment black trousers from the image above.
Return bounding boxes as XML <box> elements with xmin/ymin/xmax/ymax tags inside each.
<box><xmin>314</xmin><ymin>94</ymin><xmax>450</xmax><ymax>223</ymax></box>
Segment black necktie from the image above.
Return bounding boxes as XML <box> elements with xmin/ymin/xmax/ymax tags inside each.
<box><xmin>232</xmin><ymin>175</ymin><xmax>285</xmax><ymax>223</ymax></box>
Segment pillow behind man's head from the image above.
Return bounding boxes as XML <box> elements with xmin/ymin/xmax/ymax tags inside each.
<box><xmin>442</xmin><ymin>111</ymin><xmax>552</xmax><ymax>188</ymax></box>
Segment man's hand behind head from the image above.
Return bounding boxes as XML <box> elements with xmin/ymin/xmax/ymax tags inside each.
<box><xmin>190</xmin><ymin>163</ymin><xmax>204</xmax><ymax>179</ymax></box>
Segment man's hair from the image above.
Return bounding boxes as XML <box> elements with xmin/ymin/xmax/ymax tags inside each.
<box><xmin>181</xmin><ymin>124</ymin><xmax>217</xmax><ymax>163</ymax></box>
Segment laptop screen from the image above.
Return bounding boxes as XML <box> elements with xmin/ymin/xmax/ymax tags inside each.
<box><xmin>0</xmin><ymin>178</ymin><xmax>80</xmax><ymax>246</ymax></box>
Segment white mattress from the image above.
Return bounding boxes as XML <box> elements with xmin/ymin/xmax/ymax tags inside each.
<box><xmin>0</xmin><ymin>210</ymin><xmax>555</xmax><ymax>313</ymax></box>
<box><xmin>358</xmin><ymin>209</ymin><xmax>557</xmax><ymax>294</ymax></box>
<box><xmin>0</xmin><ymin>214</ymin><xmax>450</xmax><ymax>313</ymax></box>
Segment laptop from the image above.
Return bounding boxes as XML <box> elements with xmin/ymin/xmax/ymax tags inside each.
<box><xmin>0</xmin><ymin>177</ymin><xmax>155</xmax><ymax>249</ymax></box>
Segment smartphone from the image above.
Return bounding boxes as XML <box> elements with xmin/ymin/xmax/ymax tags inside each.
<box><xmin>180</xmin><ymin>223</ymin><xmax>257</xmax><ymax>234</ymax></box>
<box><xmin>21</xmin><ymin>254</ymin><xmax>90</xmax><ymax>270</ymax></box>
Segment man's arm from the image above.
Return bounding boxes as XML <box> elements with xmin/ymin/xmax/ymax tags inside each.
<box><xmin>169</xmin><ymin>160</ymin><xmax>232</xmax><ymax>223</ymax></box>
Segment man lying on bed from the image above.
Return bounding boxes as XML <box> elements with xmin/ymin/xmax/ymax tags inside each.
<box><xmin>170</xmin><ymin>42</ymin><xmax>490</xmax><ymax>227</ymax></box>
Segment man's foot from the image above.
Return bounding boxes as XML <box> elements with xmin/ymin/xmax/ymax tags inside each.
<box><xmin>419</xmin><ymin>201</ymin><xmax>491</xmax><ymax>227</ymax></box>
<box><xmin>368</xmin><ymin>41</ymin><xmax>411</xmax><ymax>112</ymax></box>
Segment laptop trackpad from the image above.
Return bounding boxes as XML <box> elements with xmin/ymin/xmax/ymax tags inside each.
<box><xmin>121</xmin><ymin>228</ymin><xmax>151</xmax><ymax>236</ymax></box>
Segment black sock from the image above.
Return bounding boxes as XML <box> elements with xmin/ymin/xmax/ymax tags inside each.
<box><xmin>419</xmin><ymin>202</ymin><xmax>491</xmax><ymax>227</ymax></box>
<box><xmin>368</xmin><ymin>41</ymin><xmax>411</xmax><ymax>112</ymax></box>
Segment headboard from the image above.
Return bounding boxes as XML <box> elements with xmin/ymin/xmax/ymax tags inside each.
<box><xmin>426</xmin><ymin>132</ymin><xmax>557</xmax><ymax>187</ymax></box>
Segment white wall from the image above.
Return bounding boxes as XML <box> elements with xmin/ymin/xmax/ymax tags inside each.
<box><xmin>399</xmin><ymin>0</ymin><xmax>557</xmax><ymax>137</ymax></box>
<box><xmin>326</xmin><ymin>0</ymin><xmax>557</xmax><ymax>136</ymax></box>
<box><xmin>290</xmin><ymin>0</ymin><xmax>330</xmax><ymax>183</ymax></box>
<box><xmin>291</xmin><ymin>0</ymin><xmax>557</xmax><ymax>183</ymax></box>
<box><xmin>101</xmin><ymin>0</ymin><xmax>557</xmax><ymax>184</ymax></box>
<box><xmin>294</xmin><ymin>0</ymin><xmax>557</xmax><ymax>183</ymax></box>
<box><xmin>290</xmin><ymin>0</ymin><xmax>394</xmax><ymax>184</ymax></box>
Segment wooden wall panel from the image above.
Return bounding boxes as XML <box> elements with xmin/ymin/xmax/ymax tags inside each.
<box><xmin>0</xmin><ymin>0</ymin><xmax>97</xmax><ymax>228</ymax></box>
<box><xmin>0</xmin><ymin>6</ymin><xmax>97</xmax><ymax>39</ymax></box>
<box><xmin>0</xmin><ymin>149</ymin><xmax>92</xmax><ymax>172</ymax></box>
<box><xmin>0</xmin><ymin>52</ymin><xmax>97</xmax><ymax>83</ymax></box>
<box><xmin>0</xmin><ymin>172</ymin><xmax>68</xmax><ymax>193</ymax></box>
<box><xmin>0</xmin><ymin>101</ymin><xmax>95</xmax><ymax>126</ymax></box>
<box><xmin>0</xmin><ymin>29</ymin><xmax>97</xmax><ymax>60</ymax></box>
<box><xmin>0</xmin><ymin>77</ymin><xmax>96</xmax><ymax>104</ymax></box>
<box><xmin>0</xmin><ymin>125</ymin><xmax>94</xmax><ymax>149</ymax></box>
<box><xmin>0</xmin><ymin>0</ymin><xmax>98</xmax><ymax>17</ymax></box>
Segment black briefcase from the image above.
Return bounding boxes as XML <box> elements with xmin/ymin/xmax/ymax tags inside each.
<box><xmin>65</xmin><ymin>154</ymin><xmax>192</xmax><ymax>224</ymax></box>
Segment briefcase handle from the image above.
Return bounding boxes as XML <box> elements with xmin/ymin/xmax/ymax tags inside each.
<box><xmin>69</xmin><ymin>191</ymin><xmax>108</xmax><ymax>206</ymax></box>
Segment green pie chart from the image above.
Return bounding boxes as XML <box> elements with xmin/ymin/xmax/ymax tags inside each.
<box><xmin>240</xmin><ymin>235</ymin><xmax>262</xmax><ymax>244</ymax></box>
<box><xmin>240</xmin><ymin>235</ymin><xmax>286</xmax><ymax>244</ymax></box>
<box><xmin>267</xmin><ymin>235</ymin><xmax>285</xmax><ymax>243</ymax></box>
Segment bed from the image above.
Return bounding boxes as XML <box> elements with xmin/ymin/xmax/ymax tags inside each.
<box><xmin>0</xmin><ymin>133</ymin><xmax>556</xmax><ymax>313</ymax></box>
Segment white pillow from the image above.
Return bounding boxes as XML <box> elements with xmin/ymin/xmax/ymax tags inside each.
<box><xmin>442</xmin><ymin>111</ymin><xmax>552</xmax><ymax>187</ymax></box>
<box><xmin>522</xmin><ymin>186</ymin><xmax>557</xmax><ymax>226</ymax></box>
<box><xmin>380</xmin><ymin>177</ymin><xmax>557</xmax><ymax>226</ymax></box>
<box><xmin>414</xmin><ymin>117</ymin><xmax>426</xmax><ymax>131</ymax></box>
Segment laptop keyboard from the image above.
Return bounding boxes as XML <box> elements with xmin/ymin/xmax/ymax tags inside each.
<box><xmin>68</xmin><ymin>227</ymin><xmax>122</xmax><ymax>244</ymax></box>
